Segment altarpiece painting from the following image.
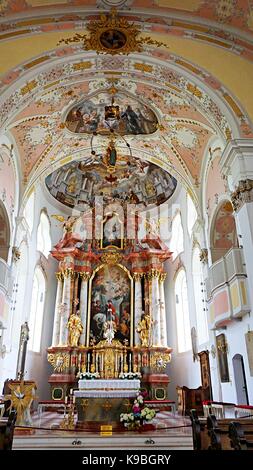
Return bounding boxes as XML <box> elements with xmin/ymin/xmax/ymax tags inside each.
<box><xmin>89</xmin><ymin>265</ymin><xmax>132</xmax><ymax>345</ymax></box>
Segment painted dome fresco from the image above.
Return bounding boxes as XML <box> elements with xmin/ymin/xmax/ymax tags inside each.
<box><xmin>45</xmin><ymin>155</ymin><xmax>177</xmax><ymax>210</ymax></box>
<box><xmin>65</xmin><ymin>90</ymin><xmax>158</xmax><ymax>136</ymax></box>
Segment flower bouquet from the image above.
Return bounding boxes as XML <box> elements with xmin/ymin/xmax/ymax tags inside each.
<box><xmin>119</xmin><ymin>372</ymin><xmax>141</xmax><ymax>380</ymax></box>
<box><xmin>120</xmin><ymin>391</ymin><xmax>156</xmax><ymax>430</ymax></box>
<box><xmin>77</xmin><ymin>371</ymin><xmax>100</xmax><ymax>380</ymax></box>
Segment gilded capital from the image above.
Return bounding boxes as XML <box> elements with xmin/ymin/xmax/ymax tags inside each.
<box><xmin>63</xmin><ymin>268</ymin><xmax>75</xmax><ymax>278</ymax></box>
<box><xmin>79</xmin><ymin>272</ymin><xmax>90</xmax><ymax>281</ymax></box>
<box><xmin>159</xmin><ymin>272</ymin><xmax>167</xmax><ymax>282</ymax></box>
<box><xmin>55</xmin><ymin>271</ymin><xmax>64</xmax><ymax>281</ymax></box>
<box><xmin>132</xmin><ymin>272</ymin><xmax>143</xmax><ymax>282</ymax></box>
<box><xmin>147</xmin><ymin>269</ymin><xmax>160</xmax><ymax>280</ymax></box>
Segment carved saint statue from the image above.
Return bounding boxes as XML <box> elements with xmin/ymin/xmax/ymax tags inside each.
<box><xmin>105</xmin><ymin>141</ymin><xmax>117</xmax><ymax>167</ymax></box>
<box><xmin>136</xmin><ymin>312</ymin><xmax>152</xmax><ymax>347</ymax></box>
<box><xmin>67</xmin><ymin>311</ymin><xmax>83</xmax><ymax>347</ymax></box>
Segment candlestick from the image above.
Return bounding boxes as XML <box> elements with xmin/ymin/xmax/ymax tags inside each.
<box><xmin>65</xmin><ymin>396</ymin><xmax>68</xmax><ymax>404</ymax></box>
<box><xmin>73</xmin><ymin>396</ymin><xmax>76</xmax><ymax>404</ymax></box>
<box><xmin>101</xmin><ymin>354</ymin><xmax>104</xmax><ymax>376</ymax></box>
<box><xmin>129</xmin><ymin>353</ymin><xmax>132</xmax><ymax>372</ymax></box>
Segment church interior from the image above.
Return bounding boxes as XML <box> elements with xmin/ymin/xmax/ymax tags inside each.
<box><xmin>1</xmin><ymin>0</ymin><xmax>253</xmax><ymax>452</ymax></box>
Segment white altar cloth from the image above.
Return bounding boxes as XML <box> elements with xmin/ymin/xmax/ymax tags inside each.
<box><xmin>74</xmin><ymin>390</ymin><xmax>138</xmax><ymax>398</ymax></box>
<box><xmin>78</xmin><ymin>379</ymin><xmax>140</xmax><ymax>390</ymax></box>
<box><xmin>75</xmin><ymin>379</ymin><xmax>140</xmax><ymax>398</ymax></box>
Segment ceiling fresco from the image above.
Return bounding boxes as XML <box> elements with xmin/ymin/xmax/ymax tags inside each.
<box><xmin>0</xmin><ymin>3</ymin><xmax>253</xmax><ymax>202</ymax></box>
<box><xmin>45</xmin><ymin>155</ymin><xmax>177</xmax><ymax>209</ymax></box>
<box><xmin>9</xmin><ymin>76</ymin><xmax>216</xmax><ymax>183</ymax></box>
<box><xmin>65</xmin><ymin>90</ymin><xmax>158</xmax><ymax>136</ymax></box>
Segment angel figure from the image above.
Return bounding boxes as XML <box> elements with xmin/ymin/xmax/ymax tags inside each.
<box><xmin>141</xmin><ymin>218</ymin><xmax>169</xmax><ymax>251</ymax></box>
<box><xmin>52</xmin><ymin>215</ymin><xmax>82</xmax><ymax>249</ymax></box>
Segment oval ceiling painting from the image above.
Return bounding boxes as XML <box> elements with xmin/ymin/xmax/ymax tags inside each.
<box><xmin>45</xmin><ymin>156</ymin><xmax>177</xmax><ymax>210</ymax></box>
<box><xmin>65</xmin><ymin>91</ymin><xmax>158</xmax><ymax>136</ymax></box>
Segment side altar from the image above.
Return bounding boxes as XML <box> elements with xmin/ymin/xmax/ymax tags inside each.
<box><xmin>47</xmin><ymin>204</ymin><xmax>173</xmax><ymax>410</ymax></box>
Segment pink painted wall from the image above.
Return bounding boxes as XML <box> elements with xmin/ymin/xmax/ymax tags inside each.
<box><xmin>206</xmin><ymin>156</ymin><xmax>226</xmax><ymax>217</ymax></box>
<box><xmin>213</xmin><ymin>201</ymin><xmax>238</xmax><ymax>250</ymax></box>
<box><xmin>0</xmin><ymin>291</ymin><xmax>8</xmax><ymax>321</ymax></box>
<box><xmin>214</xmin><ymin>290</ymin><xmax>229</xmax><ymax>317</ymax></box>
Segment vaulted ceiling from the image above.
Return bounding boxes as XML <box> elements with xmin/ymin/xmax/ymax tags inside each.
<box><xmin>0</xmin><ymin>0</ymin><xmax>253</xmax><ymax>200</ymax></box>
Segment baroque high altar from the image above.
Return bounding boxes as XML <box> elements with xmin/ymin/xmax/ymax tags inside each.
<box><xmin>47</xmin><ymin>204</ymin><xmax>172</xmax><ymax>405</ymax></box>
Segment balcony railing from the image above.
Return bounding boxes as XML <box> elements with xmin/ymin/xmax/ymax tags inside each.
<box><xmin>205</xmin><ymin>247</ymin><xmax>246</xmax><ymax>300</ymax></box>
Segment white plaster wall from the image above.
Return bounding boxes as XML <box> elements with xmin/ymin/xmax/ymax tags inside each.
<box><xmin>164</xmin><ymin>186</ymin><xmax>206</xmax><ymax>403</ymax></box>
<box><xmin>215</xmin><ymin>315</ymin><xmax>253</xmax><ymax>404</ymax></box>
<box><xmin>0</xmin><ymin>184</ymin><xmax>62</xmax><ymax>399</ymax></box>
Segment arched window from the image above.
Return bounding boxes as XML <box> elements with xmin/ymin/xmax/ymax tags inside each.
<box><xmin>23</xmin><ymin>191</ymin><xmax>35</xmax><ymax>234</ymax></box>
<box><xmin>175</xmin><ymin>269</ymin><xmax>191</xmax><ymax>353</ymax></box>
<box><xmin>37</xmin><ymin>211</ymin><xmax>51</xmax><ymax>258</ymax></box>
<box><xmin>0</xmin><ymin>202</ymin><xmax>10</xmax><ymax>262</ymax></box>
<box><xmin>187</xmin><ymin>193</ymin><xmax>198</xmax><ymax>237</ymax></box>
<box><xmin>170</xmin><ymin>212</ymin><xmax>184</xmax><ymax>260</ymax></box>
<box><xmin>28</xmin><ymin>267</ymin><xmax>46</xmax><ymax>352</ymax></box>
<box><xmin>192</xmin><ymin>247</ymin><xmax>209</xmax><ymax>345</ymax></box>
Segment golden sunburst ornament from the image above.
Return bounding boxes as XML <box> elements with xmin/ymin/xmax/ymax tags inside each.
<box><xmin>58</xmin><ymin>8</ymin><xmax>168</xmax><ymax>55</ymax></box>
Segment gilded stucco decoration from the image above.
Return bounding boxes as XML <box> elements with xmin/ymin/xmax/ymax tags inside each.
<box><xmin>58</xmin><ymin>8</ymin><xmax>169</xmax><ymax>55</ymax></box>
<box><xmin>47</xmin><ymin>352</ymin><xmax>70</xmax><ymax>372</ymax></box>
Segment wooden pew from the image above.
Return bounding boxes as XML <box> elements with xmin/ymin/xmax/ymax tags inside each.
<box><xmin>229</xmin><ymin>421</ymin><xmax>253</xmax><ymax>450</ymax></box>
<box><xmin>190</xmin><ymin>409</ymin><xmax>210</xmax><ymax>450</ymax></box>
<box><xmin>207</xmin><ymin>414</ymin><xmax>232</xmax><ymax>450</ymax></box>
<box><xmin>190</xmin><ymin>409</ymin><xmax>253</xmax><ymax>450</ymax></box>
<box><xmin>0</xmin><ymin>410</ymin><xmax>17</xmax><ymax>450</ymax></box>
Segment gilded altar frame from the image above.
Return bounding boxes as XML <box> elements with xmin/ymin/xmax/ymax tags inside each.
<box><xmin>86</xmin><ymin>263</ymin><xmax>134</xmax><ymax>347</ymax></box>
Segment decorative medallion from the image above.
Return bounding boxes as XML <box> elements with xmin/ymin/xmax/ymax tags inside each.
<box><xmin>58</xmin><ymin>8</ymin><xmax>169</xmax><ymax>55</ymax></box>
<box><xmin>150</xmin><ymin>352</ymin><xmax>171</xmax><ymax>370</ymax></box>
<box><xmin>47</xmin><ymin>352</ymin><xmax>70</xmax><ymax>372</ymax></box>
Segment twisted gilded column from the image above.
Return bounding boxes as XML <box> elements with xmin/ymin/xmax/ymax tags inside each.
<box><xmin>51</xmin><ymin>272</ymin><xmax>64</xmax><ymax>347</ymax></box>
<box><xmin>79</xmin><ymin>272</ymin><xmax>90</xmax><ymax>346</ymax></box>
<box><xmin>159</xmin><ymin>273</ymin><xmax>168</xmax><ymax>347</ymax></box>
<box><xmin>148</xmin><ymin>269</ymin><xmax>161</xmax><ymax>347</ymax></box>
<box><xmin>133</xmin><ymin>272</ymin><xmax>143</xmax><ymax>346</ymax></box>
<box><xmin>59</xmin><ymin>268</ymin><xmax>74</xmax><ymax>346</ymax></box>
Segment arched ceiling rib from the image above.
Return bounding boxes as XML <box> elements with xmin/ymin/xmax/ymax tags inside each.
<box><xmin>0</xmin><ymin>1</ymin><xmax>253</xmax><ymax>38</ymax></box>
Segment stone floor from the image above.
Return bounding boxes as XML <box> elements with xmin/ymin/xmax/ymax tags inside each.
<box><xmin>13</xmin><ymin>411</ymin><xmax>193</xmax><ymax>450</ymax></box>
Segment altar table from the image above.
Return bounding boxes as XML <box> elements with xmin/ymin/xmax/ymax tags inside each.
<box><xmin>74</xmin><ymin>379</ymin><xmax>140</xmax><ymax>429</ymax></box>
